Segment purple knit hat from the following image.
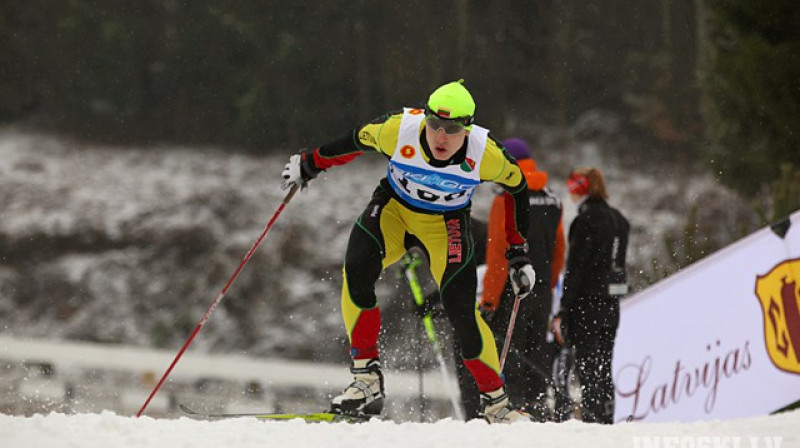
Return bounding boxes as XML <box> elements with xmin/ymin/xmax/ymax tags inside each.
<box><xmin>502</xmin><ymin>138</ymin><xmax>531</xmax><ymax>161</ymax></box>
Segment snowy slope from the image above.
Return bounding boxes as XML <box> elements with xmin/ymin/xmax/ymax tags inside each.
<box><xmin>0</xmin><ymin>126</ymin><xmax>757</xmax><ymax>359</ymax></box>
<box><xmin>3</xmin><ymin>410</ymin><xmax>798</xmax><ymax>448</ymax></box>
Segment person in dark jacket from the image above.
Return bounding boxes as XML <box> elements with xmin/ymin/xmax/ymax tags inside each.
<box><xmin>553</xmin><ymin>166</ymin><xmax>629</xmax><ymax>424</ymax></box>
<box><xmin>478</xmin><ymin>138</ymin><xmax>565</xmax><ymax>421</ymax></box>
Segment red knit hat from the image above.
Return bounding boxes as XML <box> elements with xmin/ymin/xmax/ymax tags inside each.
<box><xmin>567</xmin><ymin>171</ymin><xmax>590</xmax><ymax>196</ymax></box>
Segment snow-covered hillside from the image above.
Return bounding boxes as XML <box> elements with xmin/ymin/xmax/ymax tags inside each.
<box><xmin>3</xmin><ymin>410</ymin><xmax>798</xmax><ymax>448</ymax></box>
<box><xmin>0</xmin><ymin>125</ymin><xmax>757</xmax><ymax>363</ymax></box>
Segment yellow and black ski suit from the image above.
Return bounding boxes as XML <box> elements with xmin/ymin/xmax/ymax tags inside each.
<box><xmin>305</xmin><ymin>109</ymin><xmax>531</xmax><ymax>393</ymax></box>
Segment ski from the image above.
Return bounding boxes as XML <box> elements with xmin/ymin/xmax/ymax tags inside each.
<box><xmin>179</xmin><ymin>404</ymin><xmax>373</xmax><ymax>423</ymax></box>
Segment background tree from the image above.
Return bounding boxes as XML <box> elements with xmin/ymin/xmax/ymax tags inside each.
<box><xmin>2</xmin><ymin>0</ymin><xmax>708</xmax><ymax>155</ymax></box>
<box><xmin>699</xmin><ymin>0</ymin><xmax>800</xmax><ymax>219</ymax></box>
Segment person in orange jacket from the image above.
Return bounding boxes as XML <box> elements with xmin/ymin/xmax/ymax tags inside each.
<box><xmin>478</xmin><ymin>138</ymin><xmax>565</xmax><ymax>421</ymax></box>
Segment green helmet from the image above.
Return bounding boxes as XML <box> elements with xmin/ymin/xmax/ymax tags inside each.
<box><xmin>426</xmin><ymin>79</ymin><xmax>475</xmax><ymax>129</ymax></box>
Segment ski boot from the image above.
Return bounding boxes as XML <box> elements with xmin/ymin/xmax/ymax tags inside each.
<box><xmin>330</xmin><ymin>358</ymin><xmax>384</xmax><ymax>416</ymax></box>
<box><xmin>480</xmin><ymin>387</ymin><xmax>533</xmax><ymax>423</ymax></box>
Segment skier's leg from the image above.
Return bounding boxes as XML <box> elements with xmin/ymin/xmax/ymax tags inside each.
<box><xmin>413</xmin><ymin>211</ymin><xmax>500</xmax><ymax>391</ymax></box>
<box><xmin>340</xmin><ymin>194</ymin><xmax>405</xmax><ymax>359</ymax></box>
<box><xmin>415</xmin><ymin>211</ymin><xmax>530</xmax><ymax>423</ymax></box>
<box><xmin>552</xmin><ymin>344</ymin><xmax>575</xmax><ymax>422</ymax></box>
<box><xmin>452</xmin><ymin>336</ymin><xmax>481</xmax><ymax>420</ymax></box>
<box><xmin>332</xmin><ymin>194</ymin><xmax>405</xmax><ymax>415</ymax></box>
<box><xmin>572</xmin><ymin>299</ymin><xmax>619</xmax><ymax>424</ymax></box>
<box><xmin>574</xmin><ymin>328</ymin><xmax>616</xmax><ymax>424</ymax></box>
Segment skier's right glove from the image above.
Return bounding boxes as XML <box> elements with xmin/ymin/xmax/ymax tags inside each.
<box><xmin>281</xmin><ymin>150</ymin><xmax>322</xmax><ymax>191</ymax></box>
<box><xmin>552</xmin><ymin>311</ymin><xmax>568</xmax><ymax>346</ymax></box>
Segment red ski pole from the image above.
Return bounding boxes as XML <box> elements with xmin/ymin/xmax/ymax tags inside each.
<box><xmin>499</xmin><ymin>294</ymin><xmax>524</xmax><ymax>373</ymax></box>
<box><xmin>136</xmin><ymin>185</ymin><xmax>299</xmax><ymax>417</ymax></box>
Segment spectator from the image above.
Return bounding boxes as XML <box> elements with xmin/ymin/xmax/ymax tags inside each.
<box><xmin>479</xmin><ymin>138</ymin><xmax>566</xmax><ymax>421</ymax></box>
<box><xmin>553</xmin><ymin>167</ymin><xmax>630</xmax><ymax>424</ymax></box>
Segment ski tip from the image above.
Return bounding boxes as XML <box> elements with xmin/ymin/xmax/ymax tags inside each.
<box><xmin>332</xmin><ymin>413</ymin><xmax>373</xmax><ymax>424</ymax></box>
<box><xmin>179</xmin><ymin>404</ymin><xmax>198</xmax><ymax>415</ymax></box>
<box><xmin>254</xmin><ymin>412</ymin><xmax>374</xmax><ymax>424</ymax></box>
<box><xmin>178</xmin><ymin>402</ymin><xmax>376</xmax><ymax>423</ymax></box>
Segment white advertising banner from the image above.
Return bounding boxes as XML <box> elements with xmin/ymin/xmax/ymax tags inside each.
<box><xmin>613</xmin><ymin>210</ymin><xmax>800</xmax><ymax>422</ymax></box>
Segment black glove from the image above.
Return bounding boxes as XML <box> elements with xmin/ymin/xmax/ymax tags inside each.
<box><xmin>506</xmin><ymin>243</ymin><xmax>536</xmax><ymax>298</ymax></box>
<box><xmin>552</xmin><ymin>311</ymin><xmax>568</xmax><ymax>346</ymax></box>
<box><xmin>478</xmin><ymin>302</ymin><xmax>496</xmax><ymax>323</ymax></box>
<box><xmin>281</xmin><ymin>150</ymin><xmax>323</xmax><ymax>190</ymax></box>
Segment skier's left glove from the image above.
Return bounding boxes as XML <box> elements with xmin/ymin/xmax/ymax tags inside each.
<box><xmin>507</xmin><ymin>243</ymin><xmax>536</xmax><ymax>298</ymax></box>
<box><xmin>281</xmin><ymin>150</ymin><xmax>322</xmax><ymax>191</ymax></box>
<box><xmin>478</xmin><ymin>301</ymin><xmax>496</xmax><ymax>323</ymax></box>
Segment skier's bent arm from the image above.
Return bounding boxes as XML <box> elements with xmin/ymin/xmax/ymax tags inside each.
<box><xmin>281</xmin><ymin>114</ymin><xmax>400</xmax><ymax>190</ymax></box>
<box><xmin>307</xmin><ymin>113</ymin><xmax>403</xmax><ymax>172</ymax></box>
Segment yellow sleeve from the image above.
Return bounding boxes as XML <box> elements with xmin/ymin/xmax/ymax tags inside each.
<box><xmin>479</xmin><ymin>139</ymin><xmax>524</xmax><ymax>188</ymax></box>
<box><xmin>356</xmin><ymin>113</ymin><xmax>402</xmax><ymax>156</ymax></box>
<box><xmin>480</xmin><ymin>139</ymin><xmax>529</xmax><ymax>247</ymax></box>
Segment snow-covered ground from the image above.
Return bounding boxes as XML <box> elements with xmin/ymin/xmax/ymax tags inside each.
<box><xmin>3</xmin><ymin>410</ymin><xmax>798</xmax><ymax>448</ymax></box>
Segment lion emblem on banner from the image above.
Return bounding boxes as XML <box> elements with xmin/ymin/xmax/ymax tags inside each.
<box><xmin>755</xmin><ymin>258</ymin><xmax>800</xmax><ymax>374</ymax></box>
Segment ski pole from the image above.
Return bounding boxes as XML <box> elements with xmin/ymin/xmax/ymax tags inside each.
<box><xmin>507</xmin><ymin>345</ymin><xmax>600</xmax><ymax>422</ymax></box>
<box><xmin>136</xmin><ymin>184</ymin><xmax>299</xmax><ymax>417</ymax></box>
<box><xmin>416</xmin><ymin>314</ymin><xmax>425</xmax><ymax>422</ymax></box>
<box><xmin>401</xmin><ymin>252</ymin><xmax>465</xmax><ymax>421</ymax></box>
<box><xmin>498</xmin><ymin>293</ymin><xmax>524</xmax><ymax>373</ymax></box>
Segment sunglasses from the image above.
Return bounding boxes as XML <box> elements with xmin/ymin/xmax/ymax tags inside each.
<box><xmin>425</xmin><ymin>115</ymin><xmax>468</xmax><ymax>135</ymax></box>
<box><xmin>567</xmin><ymin>173</ymin><xmax>590</xmax><ymax>195</ymax></box>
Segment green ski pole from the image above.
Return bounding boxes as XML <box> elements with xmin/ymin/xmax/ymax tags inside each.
<box><xmin>401</xmin><ymin>252</ymin><xmax>465</xmax><ymax>421</ymax></box>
